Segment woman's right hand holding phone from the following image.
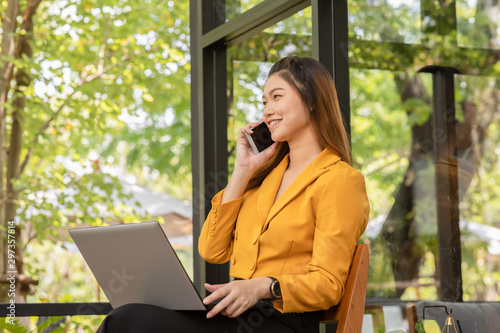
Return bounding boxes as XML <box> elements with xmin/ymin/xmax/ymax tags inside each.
<box><xmin>220</xmin><ymin>121</ymin><xmax>277</xmax><ymax>203</ymax></box>
<box><xmin>236</xmin><ymin>121</ymin><xmax>277</xmax><ymax>172</ymax></box>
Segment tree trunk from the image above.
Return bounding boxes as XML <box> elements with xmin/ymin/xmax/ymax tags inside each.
<box><xmin>0</xmin><ymin>0</ymin><xmax>20</xmax><ymax>302</ymax></box>
<box><xmin>381</xmin><ymin>75</ymin><xmax>434</xmax><ymax>297</ymax></box>
<box><xmin>382</xmin><ymin>73</ymin><xmax>488</xmax><ymax>297</ymax></box>
<box><xmin>0</xmin><ymin>0</ymin><xmax>43</xmax><ymax>303</ymax></box>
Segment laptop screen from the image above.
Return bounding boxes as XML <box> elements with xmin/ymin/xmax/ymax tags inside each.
<box><xmin>69</xmin><ymin>221</ymin><xmax>206</xmax><ymax>311</ymax></box>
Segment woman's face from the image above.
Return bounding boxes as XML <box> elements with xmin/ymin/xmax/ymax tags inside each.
<box><xmin>262</xmin><ymin>74</ymin><xmax>313</xmax><ymax>144</ymax></box>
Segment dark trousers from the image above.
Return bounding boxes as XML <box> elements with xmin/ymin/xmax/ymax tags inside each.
<box><xmin>96</xmin><ymin>301</ymin><xmax>320</xmax><ymax>333</ymax></box>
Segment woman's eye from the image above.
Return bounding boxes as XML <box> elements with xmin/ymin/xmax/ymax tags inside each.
<box><xmin>274</xmin><ymin>95</ymin><xmax>281</xmax><ymax>100</ymax></box>
<box><xmin>263</xmin><ymin>101</ymin><xmax>268</xmax><ymax>106</ymax></box>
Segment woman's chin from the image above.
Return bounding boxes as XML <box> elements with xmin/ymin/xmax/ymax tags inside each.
<box><xmin>270</xmin><ymin>133</ymin><xmax>283</xmax><ymax>143</ymax></box>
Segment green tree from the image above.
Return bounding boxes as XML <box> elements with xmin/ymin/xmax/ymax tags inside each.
<box><xmin>347</xmin><ymin>0</ymin><xmax>500</xmax><ymax>300</ymax></box>
<box><xmin>0</xmin><ymin>0</ymin><xmax>191</xmax><ymax>303</ymax></box>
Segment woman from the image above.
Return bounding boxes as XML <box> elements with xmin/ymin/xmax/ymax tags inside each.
<box><xmin>97</xmin><ymin>56</ymin><xmax>369</xmax><ymax>333</ymax></box>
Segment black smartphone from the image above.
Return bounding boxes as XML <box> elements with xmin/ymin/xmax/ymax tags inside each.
<box><xmin>244</xmin><ymin>121</ymin><xmax>274</xmax><ymax>154</ymax></box>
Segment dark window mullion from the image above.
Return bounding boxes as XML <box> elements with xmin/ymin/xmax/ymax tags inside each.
<box><xmin>191</xmin><ymin>0</ymin><xmax>229</xmax><ymax>294</ymax></box>
<box><xmin>312</xmin><ymin>0</ymin><xmax>351</xmax><ymax>142</ymax></box>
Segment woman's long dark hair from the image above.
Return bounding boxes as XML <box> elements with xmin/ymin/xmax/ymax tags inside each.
<box><xmin>246</xmin><ymin>56</ymin><xmax>351</xmax><ymax>191</ymax></box>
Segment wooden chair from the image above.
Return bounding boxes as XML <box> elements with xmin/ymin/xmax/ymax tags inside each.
<box><xmin>406</xmin><ymin>303</ymin><xmax>418</xmax><ymax>333</ymax></box>
<box><xmin>320</xmin><ymin>244</ymin><xmax>370</xmax><ymax>333</ymax></box>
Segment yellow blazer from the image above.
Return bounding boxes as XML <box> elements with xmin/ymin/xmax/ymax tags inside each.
<box><xmin>199</xmin><ymin>148</ymin><xmax>370</xmax><ymax>313</ymax></box>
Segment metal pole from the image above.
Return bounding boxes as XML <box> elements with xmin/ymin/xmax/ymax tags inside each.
<box><xmin>425</xmin><ymin>65</ymin><xmax>463</xmax><ymax>302</ymax></box>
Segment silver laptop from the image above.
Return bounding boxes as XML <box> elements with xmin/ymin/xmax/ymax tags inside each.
<box><xmin>69</xmin><ymin>221</ymin><xmax>207</xmax><ymax>311</ymax></box>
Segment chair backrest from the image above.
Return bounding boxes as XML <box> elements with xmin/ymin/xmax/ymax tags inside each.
<box><xmin>407</xmin><ymin>300</ymin><xmax>500</xmax><ymax>333</ymax></box>
<box><xmin>320</xmin><ymin>244</ymin><xmax>370</xmax><ymax>333</ymax></box>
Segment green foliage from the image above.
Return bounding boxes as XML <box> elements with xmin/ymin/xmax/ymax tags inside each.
<box><xmin>415</xmin><ymin>320</ymin><xmax>426</xmax><ymax>333</ymax></box>
<box><xmin>402</xmin><ymin>98</ymin><xmax>431</xmax><ymax>126</ymax></box>
<box><xmin>351</xmin><ymin>69</ymin><xmax>411</xmax><ymax>218</ymax></box>
<box><xmin>0</xmin><ymin>0</ymin><xmax>193</xmax><ymax>308</ymax></box>
<box><xmin>0</xmin><ymin>318</ymin><xmax>31</xmax><ymax>333</ymax></box>
<box><xmin>226</xmin><ymin>0</ymin><xmax>267</xmax><ymax>21</ymax></box>
<box><xmin>455</xmin><ymin>75</ymin><xmax>500</xmax><ymax>226</ymax></box>
<box><xmin>26</xmin><ymin>241</ymin><xmax>101</xmax><ymax>303</ymax></box>
<box><xmin>33</xmin><ymin>316</ymin><xmax>67</xmax><ymax>333</ymax></box>
<box><xmin>1</xmin><ymin>0</ymin><xmax>192</xmax><ymax>250</ymax></box>
<box><xmin>346</xmin><ymin>0</ymin><xmax>500</xmax><ymax>303</ymax></box>
<box><xmin>457</xmin><ymin>0</ymin><xmax>500</xmax><ymax>49</ymax></box>
<box><xmin>0</xmin><ymin>316</ymin><xmax>67</xmax><ymax>333</ymax></box>
<box><xmin>27</xmin><ymin>0</ymin><xmax>192</xmax><ymax>198</ymax></box>
<box><xmin>348</xmin><ymin>0</ymin><xmax>421</xmax><ymax>44</ymax></box>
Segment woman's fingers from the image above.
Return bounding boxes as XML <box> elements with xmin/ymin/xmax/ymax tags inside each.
<box><xmin>223</xmin><ymin>300</ymin><xmax>252</xmax><ymax>318</ymax></box>
<box><xmin>240</xmin><ymin>120</ymin><xmax>263</xmax><ymax>136</ymax></box>
<box><xmin>204</xmin><ymin>279</ymin><xmax>265</xmax><ymax>319</ymax></box>
<box><xmin>203</xmin><ymin>283</ymin><xmax>228</xmax><ymax>308</ymax></box>
<box><xmin>206</xmin><ymin>292</ymin><xmax>234</xmax><ymax>319</ymax></box>
<box><xmin>249</xmin><ymin>120</ymin><xmax>261</xmax><ymax>129</ymax></box>
<box><xmin>214</xmin><ymin>298</ymin><xmax>248</xmax><ymax>318</ymax></box>
<box><xmin>204</xmin><ymin>282</ymin><xmax>251</xmax><ymax>319</ymax></box>
<box><xmin>241</xmin><ymin>123</ymin><xmax>255</xmax><ymax>135</ymax></box>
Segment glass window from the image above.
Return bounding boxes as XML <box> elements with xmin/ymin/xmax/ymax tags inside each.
<box><xmin>348</xmin><ymin>0</ymin><xmax>421</xmax><ymax>44</ymax></box>
<box><xmin>349</xmin><ymin>0</ymin><xmax>500</xmax><ymax>306</ymax></box>
<box><xmin>352</xmin><ymin>69</ymin><xmax>442</xmax><ymax>300</ymax></box>
<box><xmin>226</xmin><ymin>0</ymin><xmax>268</xmax><ymax>22</ymax></box>
<box><xmin>353</xmin><ymin>68</ymin><xmax>500</xmax><ymax>302</ymax></box>
<box><xmin>226</xmin><ymin>7</ymin><xmax>312</xmax><ymax>173</ymax></box>
<box><xmin>217</xmin><ymin>0</ymin><xmax>500</xmax><ymax>313</ymax></box>
<box><xmin>455</xmin><ymin>74</ymin><xmax>500</xmax><ymax>301</ymax></box>
<box><xmin>457</xmin><ymin>0</ymin><xmax>500</xmax><ymax>49</ymax></box>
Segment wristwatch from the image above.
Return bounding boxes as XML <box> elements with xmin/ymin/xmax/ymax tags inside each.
<box><xmin>268</xmin><ymin>277</ymin><xmax>282</xmax><ymax>300</ymax></box>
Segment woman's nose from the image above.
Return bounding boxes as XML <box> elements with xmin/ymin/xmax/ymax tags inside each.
<box><xmin>263</xmin><ymin>105</ymin><xmax>274</xmax><ymax>118</ymax></box>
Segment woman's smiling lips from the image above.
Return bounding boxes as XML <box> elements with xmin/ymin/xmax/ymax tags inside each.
<box><xmin>267</xmin><ymin>119</ymin><xmax>282</xmax><ymax>129</ymax></box>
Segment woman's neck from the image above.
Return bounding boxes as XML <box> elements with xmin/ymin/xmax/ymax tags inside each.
<box><xmin>287</xmin><ymin>134</ymin><xmax>323</xmax><ymax>172</ymax></box>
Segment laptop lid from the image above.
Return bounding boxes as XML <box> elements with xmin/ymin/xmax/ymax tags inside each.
<box><xmin>69</xmin><ymin>221</ymin><xmax>206</xmax><ymax>311</ymax></box>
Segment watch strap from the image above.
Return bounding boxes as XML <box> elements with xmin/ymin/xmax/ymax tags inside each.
<box><xmin>268</xmin><ymin>277</ymin><xmax>281</xmax><ymax>300</ymax></box>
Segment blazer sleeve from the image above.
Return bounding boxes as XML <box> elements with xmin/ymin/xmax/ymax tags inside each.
<box><xmin>275</xmin><ymin>168</ymin><xmax>370</xmax><ymax>313</ymax></box>
<box><xmin>198</xmin><ymin>189</ymin><xmax>242</xmax><ymax>264</ymax></box>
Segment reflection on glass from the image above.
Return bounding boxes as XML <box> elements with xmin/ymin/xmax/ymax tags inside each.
<box><xmin>351</xmin><ymin>69</ymin><xmax>413</xmax><ymax>299</ymax></box>
<box><xmin>353</xmin><ymin>68</ymin><xmax>443</xmax><ymax>300</ymax></box>
<box><xmin>221</xmin><ymin>0</ymin><xmax>500</xmax><ymax>305</ymax></box>
<box><xmin>455</xmin><ymin>74</ymin><xmax>500</xmax><ymax>301</ymax></box>
<box><xmin>226</xmin><ymin>0</ymin><xmax>267</xmax><ymax>22</ymax></box>
<box><xmin>348</xmin><ymin>0</ymin><xmax>421</xmax><ymax>44</ymax></box>
<box><xmin>226</xmin><ymin>8</ymin><xmax>312</xmax><ymax>173</ymax></box>
<box><xmin>354</xmin><ymin>66</ymin><xmax>500</xmax><ymax>302</ymax></box>
<box><xmin>457</xmin><ymin>0</ymin><xmax>500</xmax><ymax>49</ymax></box>
<box><xmin>262</xmin><ymin>7</ymin><xmax>312</xmax><ymax>36</ymax></box>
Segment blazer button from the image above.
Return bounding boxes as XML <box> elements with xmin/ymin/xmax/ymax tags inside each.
<box><xmin>248</xmin><ymin>260</ymin><xmax>255</xmax><ymax>270</ymax></box>
<box><xmin>210</xmin><ymin>224</ymin><xmax>215</xmax><ymax>230</ymax></box>
<box><xmin>211</xmin><ymin>218</ymin><xmax>216</xmax><ymax>224</ymax></box>
<box><xmin>209</xmin><ymin>231</ymin><xmax>215</xmax><ymax>237</ymax></box>
<box><xmin>212</xmin><ymin>211</ymin><xmax>217</xmax><ymax>218</ymax></box>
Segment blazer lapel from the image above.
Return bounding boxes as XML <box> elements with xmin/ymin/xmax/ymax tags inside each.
<box><xmin>262</xmin><ymin>149</ymin><xmax>341</xmax><ymax>231</ymax></box>
<box><xmin>256</xmin><ymin>154</ymin><xmax>289</xmax><ymax>227</ymax></box>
